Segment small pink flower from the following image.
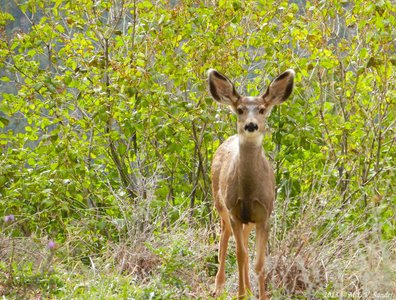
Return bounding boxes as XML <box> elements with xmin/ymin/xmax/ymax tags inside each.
<box><xmin>48</xmin><ymin>240</ymin><xmax>56</xmax><ymax>250</ymax></box>
<box><xmin>4</xmin><ymin>215</ymin><xmax>15</xmax><ymax>222</ymax></box>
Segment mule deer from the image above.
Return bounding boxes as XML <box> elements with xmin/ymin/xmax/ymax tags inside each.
<box><xmin>208</xmin><ymin>68</ymin><xmax>295</xmax><ymax>299</ymax></box>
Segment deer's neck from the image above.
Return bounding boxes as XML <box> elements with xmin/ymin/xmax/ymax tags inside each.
<box><xmin>237</xmin><ymin>137</ymin><xmax>265</xmax><ymax>194</ymax></box>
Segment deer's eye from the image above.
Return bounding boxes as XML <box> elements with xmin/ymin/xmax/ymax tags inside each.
<box><xmin>237</xmin><ymin>108</ymin><xmax>244</xmax><ymax>115</ymax></box>
<box><xmin>259</xmin><ymin>108</ymin><xmax>265</xmax><ymax>114</ymax></box>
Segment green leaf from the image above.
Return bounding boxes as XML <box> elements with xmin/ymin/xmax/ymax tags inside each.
<box><xmin>0</xmin><ymin>117</ymin><xmax>9</xmax><ymax>127</ymax></box>
<box><xmin>118</xmin><ymin>143</ymin><xmax>127</xmax><ymax>156</ymax></box>
<box><xmin>28</xmin><ymin>157</ymin><xmax>36</xmax><ymax>165</ymax></box>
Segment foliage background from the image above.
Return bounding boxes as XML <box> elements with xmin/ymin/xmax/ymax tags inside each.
<box><xmin>1</xmin><ymin>0</ymin><xmax>395</xmax><ymax>299</ymax></box>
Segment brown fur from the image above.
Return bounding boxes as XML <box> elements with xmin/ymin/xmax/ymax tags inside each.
<box><xmin>208</xmin><ymin>69</ymin><xmax>295</xmax><ymax>299</ymax></box>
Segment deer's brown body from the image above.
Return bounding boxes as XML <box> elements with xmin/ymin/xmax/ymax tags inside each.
<box><xmin>212</xmin><ymin>131</ymin><xmax>275</xmax><ymax>225</ymax></box>
<box><xmin>208</xmin><ymin>69</ymin><xmax>295</xmax><ymax>299</ymax></box>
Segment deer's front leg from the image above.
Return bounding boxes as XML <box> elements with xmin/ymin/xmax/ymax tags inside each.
<box><xmin>255</xmin><ymin>221</ymin><xmax>270</xmax><ymax>300</ymax></box>
<box><xmin>231</xmin><ymin>218</ymin><xmax>248</xmax><ymax>299</ymax></box>
<box><xmin>242</xmin><ymin>223</ymin><xmax>254</xmax><ymax>293</ymax></box>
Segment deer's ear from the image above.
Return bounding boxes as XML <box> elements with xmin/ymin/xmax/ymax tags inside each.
<box><xmin>207</xmin><ymin>69</ymin><xmax>240</xmax><ymax>106</ymax></box>
<box><xmin>262</xmin><ymin>69</ymin><xmax>295</xmax><ymax>105</ymax></box>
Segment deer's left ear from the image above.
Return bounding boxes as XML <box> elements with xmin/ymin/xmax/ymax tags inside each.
<box><xmin>262</xmin><ymin>69</ymin><xmax>295</xmax><ymax>105</ymax></box>
<box><xmin>207</xmin><ymin>69</ymin><xmax>240</xmax><ymax>106</ymax></box>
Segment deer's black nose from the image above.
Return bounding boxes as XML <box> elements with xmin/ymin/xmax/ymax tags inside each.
<box><xmin>244</xmin><ymin>122</ymin><xmax>258</xmax><ymax>132</ymax></box>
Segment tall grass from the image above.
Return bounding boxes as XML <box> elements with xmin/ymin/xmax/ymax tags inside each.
<box><xmin>2</xmin><ymin>218</ymin><xmax>395</xmax><ymax>299</ymax></box>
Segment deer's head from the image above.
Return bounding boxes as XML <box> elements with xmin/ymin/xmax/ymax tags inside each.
<box><xmin>208</xmin><ymin>69</ymin><xmax>295</xmax><ymax>145</ymax></box>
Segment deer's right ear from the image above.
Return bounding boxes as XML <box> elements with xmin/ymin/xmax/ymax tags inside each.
<box><xmin>262</xmin><ymin>69</ymin><xmax>295</xmax><ymax>105</ymax></box>
<box><xmin>207</xmin><ymin>69</ymin><xmax>240</xmax><ymax>106</ymax></box>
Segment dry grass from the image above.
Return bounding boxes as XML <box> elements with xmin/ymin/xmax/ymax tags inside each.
<box><xmin>103</xmin><ymin>202</ymin><xmax>396</xmax><ymax>299</ymax></box>
<box><xmin>1</xmin><ymin>203</ymin><xmax>395</xmax><ymax>299</ymax></box>
<box><xmin>267</xmin><ymin>227</ymin><xmax>396</xmax><ymax>299</ymax></box>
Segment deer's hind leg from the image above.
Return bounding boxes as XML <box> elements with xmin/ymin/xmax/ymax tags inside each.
<box><xmin>214</xmin><ymin>206</ymin><xmax>232</xmax><ymax>296</ymax></box>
